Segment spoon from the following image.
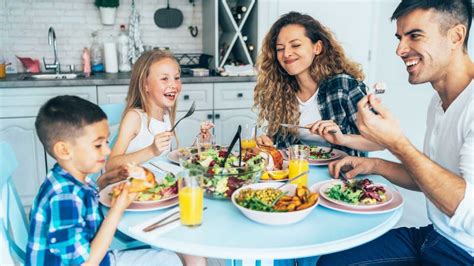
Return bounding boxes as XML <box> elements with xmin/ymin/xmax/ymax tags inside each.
<box><xmin>170</xmin><ymin>101</ymin><xmax>195</xmax><ymax>132</ymax></box>
<box><xmin>275</xmin><ymin>170</ymin><xmax>309</xmax><ymax>190</ymax></box>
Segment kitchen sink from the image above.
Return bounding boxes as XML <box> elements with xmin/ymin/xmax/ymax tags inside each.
<box><xmin>18</xmin><ymin>73</ymin><xmax>86</xmax><ymax>80</ymax></box>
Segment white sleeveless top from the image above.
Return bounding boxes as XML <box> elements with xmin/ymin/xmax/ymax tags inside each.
<box><xmin>126</xmin><ymin>109</ymin><xmax>172</xmax><ymax>155</ymax></box>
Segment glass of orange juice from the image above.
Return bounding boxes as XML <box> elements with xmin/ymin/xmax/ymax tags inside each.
<box><xmin>288</xmin><ymin>145</ymin><xmax>309</xmax><ymax>187</ymax></box>
<box><xmin>178</xmin><ymin>169</ymin><xmax>204</xmax><ymax>227</ymax></box>
<box><xmin>241</xmin><ymin>124</ymin><xmax>257</xmax><ymax>149</ymax></box>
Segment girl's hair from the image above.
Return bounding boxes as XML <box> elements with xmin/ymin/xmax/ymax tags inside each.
<box><xmin>253</xmin><ymin>11</ymin><xmax>365</xmax><ymax>138</ymax></box>
<box><xmin>125</xmin><ymin>50</ymin><xmax>180</xmax><ymax>140</ymax></box>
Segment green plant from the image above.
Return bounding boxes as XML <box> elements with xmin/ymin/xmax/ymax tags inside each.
<box><xmin>95</xmin><ymin>0</ymin><xmax>119</xmax><ymax>8</ymax></box>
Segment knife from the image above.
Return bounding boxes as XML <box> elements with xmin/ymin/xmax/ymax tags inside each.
<box><xmin>280</xmin><ymin>123</ymin><xmax>337</xmax><ymax>134</ymax></box>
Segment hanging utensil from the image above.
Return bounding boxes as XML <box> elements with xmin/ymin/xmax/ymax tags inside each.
<box><xmin>188</xmin><ymin>0</ymin><xmax>198</xmax><ymax>37</ymax></box>
<box><xmin>154</xmin><ymin>0</ymin><xmax>183</xmax><ymax>29</ymax></box>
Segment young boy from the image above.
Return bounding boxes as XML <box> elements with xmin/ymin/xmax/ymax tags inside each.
<box><xmin>26</xmin><ymin>95</ymin><xmax>183</xmax><ymax>266</ymax></box>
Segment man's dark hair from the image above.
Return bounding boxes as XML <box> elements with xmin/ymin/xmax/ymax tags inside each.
<box><xmin>35</xmin><ymin>95</ymin><xmax>107</xmax><ymax>156</ymax></box>
<box><xmin>391</xmin><ymin>0</ymin><xmax>472</xmax><ymax>50</ymax></box>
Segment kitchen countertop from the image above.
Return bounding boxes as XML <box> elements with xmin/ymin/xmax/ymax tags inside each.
<box><xmin>0</xmin><ymin>72</ymin><xmax>257</xmax><ymax>88</ymax></box>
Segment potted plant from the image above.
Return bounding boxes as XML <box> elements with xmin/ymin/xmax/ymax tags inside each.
<box><xmin>95</xmin><ymin>0</ymin><xmax>119</xmax><ymax>25</ymax></box>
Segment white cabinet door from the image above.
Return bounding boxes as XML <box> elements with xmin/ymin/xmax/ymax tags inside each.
<box><xmin>0</xmin><ymin>117</ymin><xmax>46</xmax><ymax>207</ymax></box>
<box><xmin>97</xmin><ymin>85</ymin><xmax>128</xmax><ymax>105</ymax></box>
<box><xmin>213</xmin><ymin>109</ymin><xmax>257</xmax><ymax>145</ymax></box>
<box><xmin>175</xmin><ymin>111</ymin><xmax>213</xmax><ymax>148</ymax></box>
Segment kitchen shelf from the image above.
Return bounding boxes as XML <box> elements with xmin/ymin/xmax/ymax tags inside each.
<box><xmin>203</xmin><ymin>0</ymin><xmax>258</xmax><ymax>70</ymax></box>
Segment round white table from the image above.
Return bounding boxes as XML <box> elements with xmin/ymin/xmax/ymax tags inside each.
<box><xmin>113</xmin><ymin>164</ymin><xmax>402</xmax><ymax>261</ymax></box>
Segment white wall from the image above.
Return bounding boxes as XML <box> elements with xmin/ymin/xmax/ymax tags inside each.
<box><xmin>0</xmin><ymin>0</ymin><xmax>203</xmax><ymax>72</ymax></box>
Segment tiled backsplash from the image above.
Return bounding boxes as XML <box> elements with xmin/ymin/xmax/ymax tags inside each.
<box><xmin>0</xmin><ymin>0</ymin><xmax>203</xmax><ymax>72</ymax></box>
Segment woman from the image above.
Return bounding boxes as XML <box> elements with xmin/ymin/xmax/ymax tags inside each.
<box><xmin>254</xmin><ymin>12</ymin><xmax>382</xmax><ymax>156</ymax></box>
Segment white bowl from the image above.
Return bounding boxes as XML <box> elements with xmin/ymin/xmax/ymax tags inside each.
<box><xmin>231</xmin><ymin>183</ymin><xmax>319</xmax><ymax>225</ymax></box>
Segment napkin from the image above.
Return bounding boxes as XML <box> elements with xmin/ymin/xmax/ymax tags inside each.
<box><xmin>129</xmin><ymin>206</ymin><xmax>181</xmax><ymax>241</ymax></box>
<box><xmin>148</xmin><ymin>160</ymin><xmax>183</xmax><ymax>176</ymax></box>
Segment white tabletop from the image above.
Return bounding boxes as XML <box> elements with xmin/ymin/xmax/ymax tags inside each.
<box><xmin>112</xmin><ymin>164</ymin><xmax>402</xmax><ymax>260</ymax></box>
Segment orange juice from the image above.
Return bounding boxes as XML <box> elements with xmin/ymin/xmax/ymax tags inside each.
<box><xmin>241</xmin><ymin>139</ymin><xmax>257</xmax><ymax>149</ymax></box>
<box><xmin>0</xmin><ymin>64</ymin><xmax>5</xmax><ymax>79</ymax></box>
<box><xmin>288</xmin><ymin>159</ymin><xmax>309</xmax><ymax>186</ymax></box>
<box><xmin>179</xmin><ymin>186</ymin><xmax>204</xmax><ymax>226</ymax></box>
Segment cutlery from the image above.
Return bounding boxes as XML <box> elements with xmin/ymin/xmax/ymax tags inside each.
<box><xmin>170</xmin><ymin>101</ymin><xmax>196</xmax><ymax>132</ymax></box>
<box><xmin>222</xmin><ymin>125</ymin><xmax>242</xmax><ymax>167</ymax></box>
<box><xmin>149</xmin><ymin>162</ymin><xmax>176</xmax><ymax>179</ymax></box>
<box><xmin>339</xmin><ymin>165</ymin><xmax>353</xmax><ymax>183</ymax></box>
<box><xmin>280</xmin><ymin>123</ymin><xmax>338</xmax><ymax>134</ymax></box>
<box><xmin>143</xmin><ymin>207</ymin><xmax>208</xmax><ymax>232</ymax></box>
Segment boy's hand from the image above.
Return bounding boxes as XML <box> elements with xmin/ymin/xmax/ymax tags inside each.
<box><xmin>256</xmin><ymin>134</ymin><xmax>274</xmax><ymax>146</ymax></box>
<box><xmin>97</xmin><ymin>165</ymin><xmax>129</xmax><ymax>190</ymax></box>
<box><xmin>152</xmin><ymin>131</ymin><xmax>173</xmax><ymax>155</ymax></box>
<box><xmin>199</xmin><ymin>121</ymin><xmax>215</xmax><ymax>140</ymax></box>
<box><xmin>306</xmin><ymin>120</ymin><xmax>346</xmax><ymax>145</ymax></box>
<box><xmin>110</xmin><ymin>183</ymin><xmax>137</xmax><ymax>211</ymax></box>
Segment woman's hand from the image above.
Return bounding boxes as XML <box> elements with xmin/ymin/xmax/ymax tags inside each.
<box><xmin>152</xmin><ymin>131</ymin><xmax>173</xmax><ymax>156</ymax></box>
<box><xmin>328</xmin><ymin>156</ymin><xmax>378</xmax><ymax>179</ymax></box>
<box><xmin>306</xmin><ymin>120</ymin><xmax>347</xmax><ymax>145</ymax></box>
<box><xmin>96</xmin><ymin>165</ymin><xmax>129</xmax><ymax>190</ymax></box>
<box><xmin>256</xmin><ymin>134</ymin><xmax>274</xmax><ymax>146</ymax></box>
<box><xmin>110</xmin><ymin>183</ymin><xmax>137</xmax><ymax>211</ymax></box>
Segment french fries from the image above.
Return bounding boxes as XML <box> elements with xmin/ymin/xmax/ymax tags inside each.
<box><xmin>274</xmin><ymin>185</ymin><xmax>319</xmax><ymax>212</ymax></box>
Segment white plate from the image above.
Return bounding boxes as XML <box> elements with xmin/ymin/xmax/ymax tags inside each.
<box><xmin>311</xmin><ymin>180</ymin><xmax>403</xmax><ymax>215</ymax></box>
<box><xmin>167</xmin><ymin>149</ymin><xmax>181</xmax><ymax>165</ymax></box>
<box><xmin>284</xmin><ymin>147</ymin><xmax>347</xmax><ymax>166</ymax></box>
<box><xmin>319</xmin><ymin>180</ymin><xmax>393</xmax><ymax>209</ymax></box>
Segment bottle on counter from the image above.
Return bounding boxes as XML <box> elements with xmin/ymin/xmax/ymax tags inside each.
<box><xmin>90</xmin><ymin>30</ymin><xmax>104</xmax><ymax>73</ymax></box>
<box><xmin>82</xmin><ymin>47</ymin><xmax>91</xmax><ymax>77</ymax></box>
<box><xmin>117</xmin><ymin>24</ymin><xmax>131</xmax><ymax>72</ymax></box>
<box><xmin>104</xmin><ymin>34</ymin><xmax>118</xmax><ymax>73</ymax></box>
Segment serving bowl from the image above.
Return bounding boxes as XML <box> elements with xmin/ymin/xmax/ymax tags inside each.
<box><xmin>179</xmin><ymin>146</ymin><xmax>266</xmax><ymax>199</ymax></box>
<box><xmin>231</xmin><ymin>182</ymin><xmax>319</xmax><ymax>225</ymax></box>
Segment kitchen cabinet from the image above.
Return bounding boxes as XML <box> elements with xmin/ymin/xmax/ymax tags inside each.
<box><xmin>175</xmin><ymin>111</ymin><xmax>213</xmax><ymax>148</ymax></box>
<box><xmin>213</xmin><ymin>109</ymin><xmax>257</xmax><ymax>145</ymax></box>
<box><xmin>0</xmin><ymin>86</ymin><xmax>97</xmax><ymax>207</ymax></box>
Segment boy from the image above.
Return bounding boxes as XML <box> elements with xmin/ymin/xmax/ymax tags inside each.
<box><xmin>26</xmin><ymin>95</ymin><xmax>182</xmax><ymax>265</ymax></box>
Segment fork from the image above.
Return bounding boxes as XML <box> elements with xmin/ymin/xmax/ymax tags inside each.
<box><xmin>170</xmin><ymin>101</ymin><xmax>196</xmax><ymax>132</ymax></box>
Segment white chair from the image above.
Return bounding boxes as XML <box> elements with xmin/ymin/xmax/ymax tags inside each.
<box><xmin>0</xmin><ymin>141</ymin><xmax>29</xmax><ymax>264</ymax></box>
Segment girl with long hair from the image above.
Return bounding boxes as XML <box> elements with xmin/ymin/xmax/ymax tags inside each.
<box><xmin>254</xmin><ymin>12</ymin><xmax>382</xmax><ymax>156</ymax></box>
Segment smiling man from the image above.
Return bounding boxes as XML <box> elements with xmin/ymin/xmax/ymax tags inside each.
<box><xmin>313</xmin><ymin>0</ymin><xmax>474</xmax><ymax>265</ymax></box>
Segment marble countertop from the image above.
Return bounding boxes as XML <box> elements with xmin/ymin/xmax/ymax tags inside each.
<box><xmin>0</xmin><ymin>72</ymin><xmax>257</xmax><ymax>88</ymax></box>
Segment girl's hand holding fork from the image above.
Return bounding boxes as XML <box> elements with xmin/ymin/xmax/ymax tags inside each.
<box><xmin>152</xmin><ymin>131</ymin><xmax>174</xmax><ymax>156</ymax></box>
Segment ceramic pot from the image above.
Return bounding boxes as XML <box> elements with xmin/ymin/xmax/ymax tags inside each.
<box><xmin>99</xmin><ymin>7</ymin><xmax>117</xmax><ymax>25</ymax></box>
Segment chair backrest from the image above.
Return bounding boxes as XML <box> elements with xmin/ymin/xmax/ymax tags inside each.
<box><xmin>100</xmin><ymin>103</ymin><xmax>125</xmax><ymax>148</ymax></box>
<box><xmin>0</xmin><ymin>141</ymin><xmax>29</xmax><ymax>264</ymax></box>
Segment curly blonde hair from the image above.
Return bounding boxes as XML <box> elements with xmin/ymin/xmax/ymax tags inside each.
<box><xmin>125</xmin><ymin>50</ymin><xmax>180</xmax><ymax>140</ymax></box>
<box><xmin>254</xmin><ymin>12</ymin><xmax>365</xmax><ymax>139</ymax></box>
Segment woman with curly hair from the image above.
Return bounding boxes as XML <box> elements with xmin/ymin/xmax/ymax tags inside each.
<box><xmin>254</xmin><ymin>11</ymin><xmax>382</xmax><ymax>156</ymax></box>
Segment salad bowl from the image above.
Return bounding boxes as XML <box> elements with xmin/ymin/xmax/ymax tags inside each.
<box><xmin>179</xmin><ymin>146</ymin><xmax>267</xmax><ymax>199</ymax></box>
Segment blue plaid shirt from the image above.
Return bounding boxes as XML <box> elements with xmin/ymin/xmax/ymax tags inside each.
<box><xmin>274</xmin><ymin>73</ymin><xmax>368</xmax><ymax>157</ymax></box>
<box><xmin>26</xmin><ymin>164</ymin><xmax>111</xmax><ymax>266</ymax></box>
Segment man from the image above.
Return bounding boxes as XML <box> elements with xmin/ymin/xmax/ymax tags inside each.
<box><xmin>317</xmin><ymin>0</ymin><xmax>474</xmax><ymax>265</ymax></box>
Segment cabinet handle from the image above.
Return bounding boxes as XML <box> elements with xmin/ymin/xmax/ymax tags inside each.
<box><xmin>237</xmin><ymin>93</ymin><xmax>243</xmax><ymax>98</ymax></box>
<box><xmin>215</xmin><ymin>114</ymin><xmax>220</xmax><ymax>119</ymax></box>
<box><xmin>207</xmin><ymin>114</ymin><xmax>213</xmax><ymax>119</ymax></box>
<box><xmin>183</xmin><ymin>95</ymin><xmax>190</xmax><ymax>100</ymax></box>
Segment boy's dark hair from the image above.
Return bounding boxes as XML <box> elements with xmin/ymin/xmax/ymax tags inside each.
<box><xmin>391</xmin><ymin>0</ymin><xmax>472</xmax><ymax>51</ymax></box>
<box><xmin>35</xmin><ymin>95</ymin><xmax>107</xmax><ymax>157</ymax></box>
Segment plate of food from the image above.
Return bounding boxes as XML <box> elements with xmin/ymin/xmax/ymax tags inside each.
<box><xmin>167</xmin><ymin>147</ymin><xmax>200</xmax><ymax>165</ymax></box>
<box><xmin>311</xmin><ymin>180</ymin><xmax>403</xmax><ymax>215</ymax></box>
<box><xmin>231</xmin><ymin>182</ymin><xmax>319</xmax><ymax>225</ymax></box>
<box><xmin>319</xmin><ymin>178</ymin><xmax>393</xmax><ymax>209</ymax></box>
<box><xmin>99</xmin><ymin>164</ymin><xmax>179</xmax><ymax>211</ymax></box>
<box><xmin>284</xmin><ymin>146</ymin><xmax>346</xmax><ymax>165</ymax></box>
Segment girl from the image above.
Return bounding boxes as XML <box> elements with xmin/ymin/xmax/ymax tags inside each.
<box><xmin>106</xmin><ymin>50</ymin><xmax>212</xmax><ymax>171</ymax></box>
<box><xmin>254</xmin><ymin>12</ymin><xmax>383</xmax><ymax>156</ymax></box>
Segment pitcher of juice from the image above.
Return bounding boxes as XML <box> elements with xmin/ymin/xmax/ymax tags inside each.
<box><xmin>241</xmin><ymin>124</ymin><xmax>257</xmax><ymax>149</ymax></box>
<box><xmin>178</xmin><ymin>169</ymin><xmax>204</xmax><ymax>227</ymax></box>
<box><xmin>288</xmin><ymin>145</ymin><xmax>309</xmax><ymax>186</ymax></box>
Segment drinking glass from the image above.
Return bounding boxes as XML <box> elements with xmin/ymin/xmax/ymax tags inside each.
<box><xmin>195</xmin><ymin>134</ymin><xmax>215</xmax><ymax>152</ymax></box>
<box><xmin>288</xmin><ymin>145</ymin><xmax>309</xmax><ymax>187</ymax></box>
<box><xmin>178</xmin><ymin>169</ymin><xmax>204</xmax><ymax>227</ymax></box>
<box><xmin>240</xmin><ymin>124</ymin><xmax>257</xmax><ymax>149</ymax></box>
